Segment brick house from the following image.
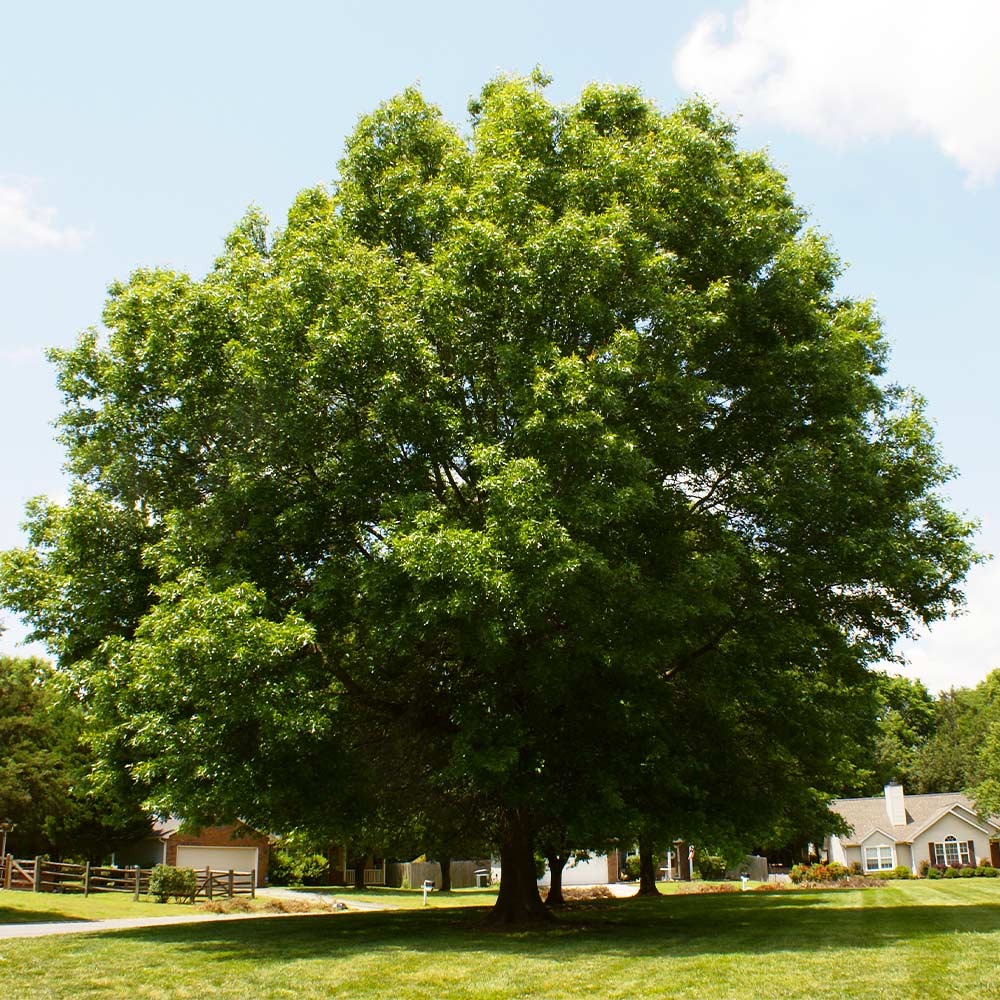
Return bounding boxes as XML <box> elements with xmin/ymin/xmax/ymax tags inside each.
<box><xmin>115</xmin><ymin>819</ymin><xmax>270</xmax><ymax>886</ymax></box>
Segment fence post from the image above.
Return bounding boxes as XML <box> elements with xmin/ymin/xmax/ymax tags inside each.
<box><xmin>205</xmin><ymin>867</ymin><xmax>212</xmax><ymax>901</ymax></box>
<box><xmin>134</xmin><ymin>865</ymin><xmax>141</xmax><ymax>901</ymax></box>
<box><xmin>227</xmin><ymin>869</ymin><xmax>234</xmax><ymax>898</ymax></box>
<box><xmin>3</xmin><ymin>854</ymin><xmax>10</xmax><ymax>890</ymax></box>
<box><xmin>84</xmin><ymin>861</ymin><xmax>91</xmax><ymax>898</ymax></box>
<box><xmin>250</xmin><ymin>869</ymin><xmax>255</xmax><ymax>899</ymax></box>
<box><xmin>33</xmin><ymin>857</ymin><xmax>43</xmax><ymax>892</ymax></box>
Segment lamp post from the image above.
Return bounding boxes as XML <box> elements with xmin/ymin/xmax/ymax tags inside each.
<box><xmin>0</xmin><ymin>821</ymin><xmax>15</xmax><ymax>858</ymax></box>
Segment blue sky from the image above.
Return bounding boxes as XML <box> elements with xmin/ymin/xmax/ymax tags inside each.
<box><xmin>2</xmin><ymin>0</ymin><xmax>998</xmax><ymax>693</ymax></box>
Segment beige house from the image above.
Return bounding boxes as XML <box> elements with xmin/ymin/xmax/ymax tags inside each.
<box><xmin>826</xmin><ymin>784</ymin><xmax>1000</xmax><ymax>873</ymax></box>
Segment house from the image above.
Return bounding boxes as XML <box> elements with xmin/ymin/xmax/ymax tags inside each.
<box><xmin>536</xmin><ymin>852</ymin><xmax>621</xmax><ymax>888</ymax></box>
<box><xmin>114</xmin><ymin>819</ymin><xmax>270</xmax><ymax>886</ymax></box>
<box><xmin>826</xmin><ymin>783</ymin><xmax>1000</xmax><ymax>873</ymax></box>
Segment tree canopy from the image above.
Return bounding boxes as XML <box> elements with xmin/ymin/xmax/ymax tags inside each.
<box><xmin>0</xmin><ymin>74</ymin><xmax>977</xmax><ymax>921</ymax></box>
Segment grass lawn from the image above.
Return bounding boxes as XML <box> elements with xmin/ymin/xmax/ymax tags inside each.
<box><xmin>2</xmin><ymin>880</ymin><xmax>1000</xmax><ymax>999</ymax></box>
<box><xmin>291</xmin><ymin>885</ymin><xmax>499</xmax><ymax>909</ymax></box>
<box><xmin>0</xmin><ymin>889</ymin><xmax>202</xmax><ymax>923</ymax></box>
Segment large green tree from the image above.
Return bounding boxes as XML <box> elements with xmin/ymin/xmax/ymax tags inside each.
<box><xmin>0</xmin><ymin>75</ymin><xmax>976</xmax><ymax>922</ymax></box>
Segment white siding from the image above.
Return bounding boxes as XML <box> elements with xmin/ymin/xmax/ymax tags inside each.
<box><xmin>828</xmin><ymin>835</ymin><xmax>848</xmax><ymax>865</ymax></box>
<box><xmin>537</xmin><ymin>855</ymin><xmax>612</xmax><ymax>886</ymax></box>
<box><xmin>913</xmin><ymin>812</ymin><xmax>990</xmax><ymax>869</ymax></box>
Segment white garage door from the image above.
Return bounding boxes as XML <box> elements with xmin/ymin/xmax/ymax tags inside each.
<box><xmin>175</xmin><ymin>846</ymin><xmax>259</xmax><ymax>875</ymax></box>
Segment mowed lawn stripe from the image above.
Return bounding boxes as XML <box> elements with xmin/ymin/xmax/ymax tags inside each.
<box><xmin>2</xmin><ymin>882</ymin><xmax>1000</xmax><ymax>999</ymax></box>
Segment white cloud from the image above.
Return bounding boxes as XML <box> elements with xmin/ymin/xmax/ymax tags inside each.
<box><xmin>0</xmin><ymin>346</ymin><xmax>46</xmax><ymax>366</ymax></box>
<box><xmin>674</xmin><ymin>0</ymin><xmax>1000</xmax><ymax>184</ymax></box>
<box><xmin>893</xmin><ymin>558</ymin><xmax>1000</xmax><ymax>694</ymax></box>
<box><xmin>0</xmin><ymin>181</ymin><xmax>86</xmax><ymax>250</ymax></box>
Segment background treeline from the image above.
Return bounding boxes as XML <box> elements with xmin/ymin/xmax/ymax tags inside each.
<box><xmin>872</xmin><ymin>669</ymin><xmax>1000</xmax><ymax>812</ymax></box>
<box><xmin>0</xmin><ymin>654</ymin><xmax>150</xmax><ymax>860</ymax></box>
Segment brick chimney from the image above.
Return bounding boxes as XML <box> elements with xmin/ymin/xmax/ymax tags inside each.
<box><xmin>885</xmin><ymin>783</ymin><xmax>906</xmax><ymax>826</ymax></box>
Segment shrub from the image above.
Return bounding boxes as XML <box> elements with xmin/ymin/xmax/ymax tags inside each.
<box><xmin>959</xmin><ymin>865</ymin><xmax>976</xmax><ymax>877</ymax></box>
<box><xmin>788</xmin><ymin>862</ymin><xmax>850</xmax><ymax>884</ymax></box>
<box><xmin>789</xmin><ymin>864</ymin><xmax>809</xmax><ymax>884</ymax></box>
<box><xmin>849</xmin><ymin>861</ymin><xmax>864</xmax><ymax>876</ymax></box>
<box><xmin>149</xmin><ymin>864</ymin><xmax>197</xmax><ymax>903</ymax></box>
<box><xmin>944</xmin><ymin>867</ymin><xmax>960</xmax><ymax>878</ymax></box>
<box><xmin>622</xmin><ymin>856</ymin><xmax>642</xmax><ymax>881</ymax></box>
<box><xmin>695</xmin><ymin>851</ymin><xmax>728</xmax><ymax>881</ymax></box>
<box><xmin>917</xmin><ymin>859</ymin><xmax>930</xmax><ymax>877</ymax></box>
<box><xmin>926</xmin><ymin>865</ymin><xmax>943</xmax><ymax>879</ymax></box>
<box><xmin>269</xmin><ymin>849</ymin><xmax>329</xmax><ymax>886</ymax></box>
<box><xmin>892</xmin><ymin>865</ymin><xmax>911</xmax><ymax>880</ymax></box>
<box><xmin>977</xmin><ymin>865</ymin><xmax>998</xmax><ymax>878</ymax></box>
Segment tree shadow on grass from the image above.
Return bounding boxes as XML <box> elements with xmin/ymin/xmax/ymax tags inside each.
<box><xmin>97</xmin><ymin>887</ymin><xmax>1000</xmax><ymax>964</ymax></box>
<box><xmin>0</xmin><ymin>906</ymin><xmax>89</xmax><ymax>925</ymax></box>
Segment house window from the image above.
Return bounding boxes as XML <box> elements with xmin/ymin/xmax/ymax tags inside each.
<box><xmin>864</xmin><ymin>845</ymin><xmax>894</xmax><ymax>871</ymax></box>
<box><xmin>934</xmin><ymin>837</ymin><xmax>971</xmax><ymax>867</ymax></box>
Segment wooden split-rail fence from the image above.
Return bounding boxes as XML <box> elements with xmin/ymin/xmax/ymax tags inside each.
<box><xmin>0</xmin><ymin>854</ymin><xmax>255</xmax><ymax>901</ymax></box>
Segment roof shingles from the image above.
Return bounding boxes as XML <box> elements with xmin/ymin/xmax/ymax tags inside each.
<box><xmin>830</xmin><ymin>792</ymin><xmax>990</xmax><ymax>845</ymax></box>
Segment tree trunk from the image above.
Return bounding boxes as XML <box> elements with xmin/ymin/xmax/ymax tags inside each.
<box><xmin>635</xmin><ymin>837</ymin><xmax>660</xmax><ymax>897</ymax></box>
<box><xmin>544</xmin><ymin>853</ymin><xmax>568</xmax><ymax>907</ymax></box>
<box><xmin>486</xmin><ymin>813</ymin><xmax>551</xmax><ymax>924</ymax></box>
<box><xmin>440</xmin><ymin>857</ymin><xmax>452</xmax><ymax>893</ymax></box>
<box><xmin>351</xmin><ymin>855</ymin><xmax>366</xmax><ymax>891</ymax></box>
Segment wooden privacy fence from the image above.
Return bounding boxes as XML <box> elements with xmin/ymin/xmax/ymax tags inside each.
<box><xmin>0</xmin><ymin>855</ymin><xmax>254</xmax><ymax>901</ymax></box>
<box><xmin>386</xmin><ymin>860</ymin><xmax>492</xmax><ymax>890</ymax></box>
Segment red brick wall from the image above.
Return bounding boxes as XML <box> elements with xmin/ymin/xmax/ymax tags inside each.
<box><xmin>607</xmin><ymin>851</ymin><xmax>620</xmax><ymax>882</ymax></box>
<box><xmin>164</xmin><ymin>825</ymin><xmax>270</xmax><ymax>885</ymax></box>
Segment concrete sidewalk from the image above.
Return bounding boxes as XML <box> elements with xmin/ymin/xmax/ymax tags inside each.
<box><xmin>0</xmin><ymin>911</ymin><xmax>287</xmax><ymax>940</ymax></box>
<box><xmin>0</xmin><ymin>888</ymin><xmax>364</xmax><ymax>940</ymax></box>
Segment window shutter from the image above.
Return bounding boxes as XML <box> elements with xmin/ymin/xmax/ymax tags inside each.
<box><xmin>928</xmin><ymin>842</ymin><xmax>936</xmax><ymax>865</ymax></box>
<box><xmin>968</xmin><ymin>841</ymin><xmax>977</xmax><ymax>866</ymax></box>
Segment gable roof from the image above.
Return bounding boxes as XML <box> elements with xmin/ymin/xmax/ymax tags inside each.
<box><xmin>150</xmin><ymin>816</ymin><xmax>184</xmax><ymax>839</ymax></box>
<box><xmin>830</xmin><ymin>792</ymin><xmax>1000</xmax><ymax>846</ymax></box>
<box><xmin>906</xmin><ymin>802</ymin><xmax>996</xmax><ymax>841</ymax></box>
<box><xmin>148</xmin><ymin>817</ymin><xmax>267</xmax><ymax>841</ymax></box>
